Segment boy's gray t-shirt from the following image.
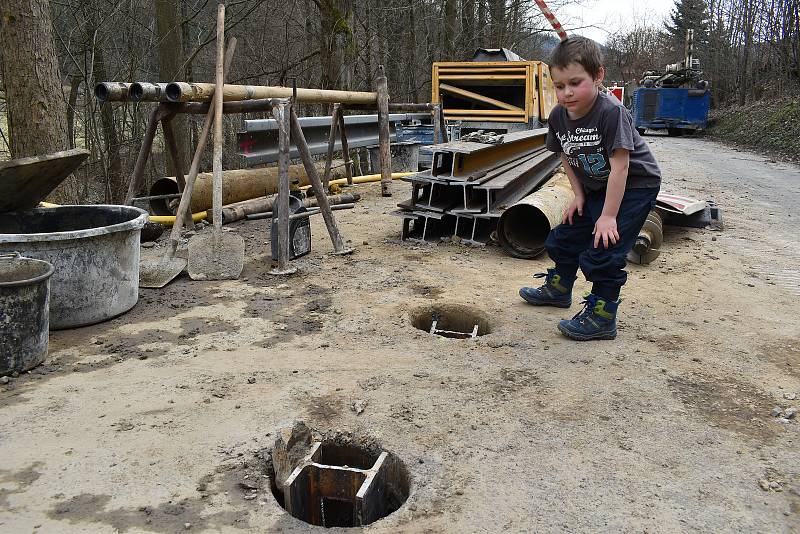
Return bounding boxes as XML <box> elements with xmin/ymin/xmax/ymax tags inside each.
<box><xmin>546</xmin><ymin>92</ymin><xmax>661</xmax><ymax>192</ymax></box>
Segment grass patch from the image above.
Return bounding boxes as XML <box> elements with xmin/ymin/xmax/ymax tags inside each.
<box><xmin>707</xmin><ymin>97</ymin><xmax>800</xmax><ymax>161</ymax></box>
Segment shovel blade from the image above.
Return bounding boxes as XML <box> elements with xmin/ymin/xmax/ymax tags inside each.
<box><xmin>187</xmin><ymin>231</ymin><xmax>245</xmax><ymax>280</ymax></box>
<box><xmin>138</xmin><ymin>257</ymin><xmax>188</xmax><ymax>288</ymax></box>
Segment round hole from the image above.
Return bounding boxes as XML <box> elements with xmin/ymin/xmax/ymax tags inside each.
<box><xmin>410</xmin><ymin>303</ymin><xmax>492</xmax><ymax>338</ymax></box>
<box><xmin>267</xmin><ymin>424</ymin><xmax>410</xmax><ymax>528</ymax></box>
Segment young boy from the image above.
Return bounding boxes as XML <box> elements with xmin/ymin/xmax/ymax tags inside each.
<box><xmin>519</xmin><ymin>36</ymin><xmax>661</xmax><ymax>340</ymax></box>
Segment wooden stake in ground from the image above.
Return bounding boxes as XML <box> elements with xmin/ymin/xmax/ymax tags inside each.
<box><xmin>337</xmin><ymin>106</ymin><xmax>354</xmax><ymax>186</ymax></box>
<box><xmin>376</xmin><ymin>65</ymin><xmax>393</xmax><ymax>197</ymax></box>
<box><xmin>433</xmin><ymin>103</ymin><xmax>443</xmax><ymax>144</ymax></box>
<box><xmin>270</xmin><ymin>100</ymin><xmax>295</xmax><ymax>275</ymax></box>
<box><xmin>322</xmin><ymin>103</ymin><xmax>340</xmax><ymax>190</ymax></box>
<box><xmin>125</xmin><ymin>104</ymin><xmax>173</xmax><ymax>204</ymax></box>
<box><xmin>161</xmin><ymin>113</ymin><xmax>186</xmax><ymax>192</ymax></box>
<box><xmin>289</xmin><ymin>106</ymin><xmax>352</xmax><ymax>255</ymax></box>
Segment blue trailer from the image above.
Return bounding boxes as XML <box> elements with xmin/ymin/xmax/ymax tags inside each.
<box><xmin>632</xmin><ymin>87</ymin><xmax>711</xmax><ymax>136</ymax></box>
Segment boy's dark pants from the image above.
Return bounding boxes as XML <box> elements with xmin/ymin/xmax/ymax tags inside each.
<box><xmin>545</xmin><ymin>186</ymin><xmax>659</xmax><ymax>301</ymax></box>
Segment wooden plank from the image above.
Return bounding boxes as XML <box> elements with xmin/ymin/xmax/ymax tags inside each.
<box><xmin>525</xmin><ymin>64</ymin><xmax>533</xmax><ymax>122</ymax></box>
<box><xmin>433</xmin><ymin>61</ymin><xmax>534</xmax><ymax>68</ymax></box>
<box><xmin>437</xmin><ymin>68</ymin><xmax>528</xmax><ymax>74</ymax></box>
<box><xmin>432</xmin><ymin>65</ymin><xmax>439</xmax><ymax>104</ymax></box>
<box><xmin>438</xmin><ymin>115</ymin><xmax>529</xmax><ymax>123</ymax></box>
<box><xmin>442</xmin><ymin>109</ymin><xmax>525</xmax><ymax>116</ymax></box>
<box><xmin>439</xmin><ymin>75</ymin><xmax>527</xmax><ymax>81</ymax></box>
<box><xmin>439</xmin><ymin>83</ymin><xmax>523</xmax><ymax>112</ymax></box>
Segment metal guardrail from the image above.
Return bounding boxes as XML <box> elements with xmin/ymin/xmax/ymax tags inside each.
<box><xmin>237</xmin><ymin>113</ymin><xmax>430</xmax><ymax>166</ymax></box>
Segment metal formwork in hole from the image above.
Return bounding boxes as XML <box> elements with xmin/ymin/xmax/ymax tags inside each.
<box><xmin>282</xmin><ymin>442</ymin><xmax>393</xmax><ymax>528</ymax></box>
<box><xmin>411</xmin><ymin>303</ymin><xmax>492</xmax><ymax>338</ymax></box>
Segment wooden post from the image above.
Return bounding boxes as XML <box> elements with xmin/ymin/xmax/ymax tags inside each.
<box><xmin>289</xmin><ymin>106</ymin><xmax>352</xmax><ymax>255</ymax></box>
<box><xmin>125</xmin><ymin>104</ymin><xmax>169</xmax><ymax>204</ymax></box>
<box><xmin>433</xmin><ymin>103</ymin><xmax>442</xmax><ymax>144</ymax></box>
<box><xmin>439</xmin><ymin>104</ymin><xmax>449</xmax><ymax>143</ymax></box>
<box><xmin>270</xmin><ymin>101</ymin><xmax>295</xmax><ymax>274</ymax></box>
<box><xmin>375</xmin><ymin>65</ymin><xmax>392</xmax><ymax>197</ymax></box>
<box><xmin>322</xmin><ymin>103</ymin><xmax>340</xmax><ymax>189</ymax></box>
<box><xmin>358</xmin><ymin>147</ymin><xmax>369</xmax><ymax>175</ymax></box>
<box><xmin>337</xmin><ymin>106</ymin><xmax>353</xmax><ymax>186</ymax></box>
<box><xmin>161</xmin><ymin>115</ymin><xmax>186</xmax><ymax>192</ymax></box>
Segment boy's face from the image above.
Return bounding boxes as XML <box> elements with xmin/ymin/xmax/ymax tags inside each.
<box><xmin>551</xmin><ymin>62</ymin><xmax>605</xmax><ymax>119</ymax></box>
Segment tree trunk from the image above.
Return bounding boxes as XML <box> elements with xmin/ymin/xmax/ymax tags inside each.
<box><xmin>66</xmin><ymin>75</ymin><xmax>82</xmax><ymax>149</ymax></box>
<box><xmin>0</xmin><ymin>0</ymin><xmax>69</xmax><ymax>165</ymax></box>
<box><xmin>155</xmin><ymin>0</ymin><xmax>190</xmax><ymax>177</ymax></box>
<box><xmin>443</xmin><ymin>0</ymin><xmax>458</xmax><ymax>59</ymax></box>
<box><xmin>489</xmin><ymin>0</ymin><xmax>505</xmax><ymax>47</ymax></box>
<box><xmin>462</xmin><ymin>0</ymin><xmax>476</xmax><ymax>58</ymax></box>
<box><xmin>318</xmin><ymin>0</ymin><xmax>356</xmax><ymax>91</ymax></box>
<box><xmin>477</xmin><ymin>0</ymin><xmax>487</xmax><ymax>47</ymax></box>
<box><xmin>407</xmin><ymin>0</ymin><xmax>419</xmax><ymax>102</ymax></box>
<box><xmin>739</xmin><ymin>0</ymin><xmax>753</xmax><ymax>105</ymax></box>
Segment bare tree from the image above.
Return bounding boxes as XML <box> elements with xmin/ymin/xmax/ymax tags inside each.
<box><xmin>0</xmin><ymin>0</ymin><xmax>71</xmax><ymax>198</ymax></box>
<box><xmin>155</xmin><ymin>0</ymin><xmax>191</xmax><ymax>176</ymax></box>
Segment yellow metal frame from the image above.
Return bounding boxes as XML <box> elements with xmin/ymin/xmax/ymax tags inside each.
<box><xmin>432</xmin><ymin>60</ymin><xmax>556</xmax><ymax>124</ymax></box>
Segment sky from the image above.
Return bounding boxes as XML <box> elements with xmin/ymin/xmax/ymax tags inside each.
<box><xmin>555</xmin><ymin>0</ymin><xmax>678</xmax><ymax>44</ymax></box>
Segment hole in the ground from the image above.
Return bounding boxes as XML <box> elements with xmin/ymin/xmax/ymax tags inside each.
<box><xmin>410</xmin><ymin>303</ymin><xmax>492</xmax><ymax>338</ymax></box>
<box><xmin>267</xmin><ymin>423</ymin><xmax>410</xmax><ymax>528</ymax></box>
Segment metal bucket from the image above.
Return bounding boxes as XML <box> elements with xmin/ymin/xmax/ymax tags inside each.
<box><xmin>0</xmin><ymin>205</ymin><xmax>148</xmax><ymax>329</ymax></box>
<box><xmin>0</xmin><ymin>252</ymin><xmax>54</xmax><ymax>375</ymax></box>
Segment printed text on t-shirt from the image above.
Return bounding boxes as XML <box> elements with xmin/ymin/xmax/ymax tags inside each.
<box><xmin>556</xmin><ymin>127</ymin><xmax>609</xmax><ymax>179</ymax></box>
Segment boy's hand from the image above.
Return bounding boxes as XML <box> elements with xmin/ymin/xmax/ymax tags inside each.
<box><xmin>562</xmin><ymin>196</ymin><xmax>585</xmax><ymax>225</ymax></box>
<box><xmin>593</xmin><ymin>214</ymin><xmax>619</xmax><ymax>248</ymax></box>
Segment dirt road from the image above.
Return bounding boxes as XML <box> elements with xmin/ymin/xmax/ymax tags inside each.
<box><xmin>1</xmin><ymin>135</ymin><xmax>798</xmax><ymax>533</ymax></box>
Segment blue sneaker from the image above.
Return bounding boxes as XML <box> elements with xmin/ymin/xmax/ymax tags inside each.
<box><xmin>558</xmin><ymin>294</ymin><xmax>618</xmax><ymax>340</ymax></box>
<box><xmin>519</xmin><ymin>268</ymin><xmax>573</xmax><ymax>308</ymax></box>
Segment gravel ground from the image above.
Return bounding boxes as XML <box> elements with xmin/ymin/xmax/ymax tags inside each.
<box><xmin>1</xmin><ymin>134</ymin><xmax>798</xmax><ymax>533</ymax></box>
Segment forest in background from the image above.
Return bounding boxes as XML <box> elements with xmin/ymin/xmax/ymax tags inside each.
<box><xmin>0</xmin><ymin>0</ymin><xmax>798</xmax><ymax>203</ymax></box>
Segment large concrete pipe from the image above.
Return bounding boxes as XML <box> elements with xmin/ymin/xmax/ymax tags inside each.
<box><xmin>496</xmin><ymin>172</ymin><xmax>574</xmax><ymax>259</ymax></box>
<box><xmin>148</xmin><ymin>161</ymin><xmax>346</xmax><ymax>215</ymax></box>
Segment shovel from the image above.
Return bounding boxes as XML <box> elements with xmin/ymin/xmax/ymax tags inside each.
<box><xmin>187</xmin><ymin>3</ymin><xmax>244</xmax><ymax>281</ymax></box>
<box><xmin>138</xmin><ymin>35</ymin><xmax>238</xmax><ymax>288</ymax></box>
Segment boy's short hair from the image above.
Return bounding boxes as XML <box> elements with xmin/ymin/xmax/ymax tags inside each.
<box><xmin>549</xmin><ymin>36</ymin><xmax>603</xmax><ymax>77</ymax></box>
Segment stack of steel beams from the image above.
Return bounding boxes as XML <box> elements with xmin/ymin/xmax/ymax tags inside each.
<box><xmin>392</xmin><ymin>129</ymin><xmax>560</xmax><ymax>244</ymax></box>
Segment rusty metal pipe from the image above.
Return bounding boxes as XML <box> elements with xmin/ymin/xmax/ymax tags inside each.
<box><xmin>219</xmin><ymin>192</ymin><xmax>360</xmax><ymax>223</ymax></box>
<box><xmin>165</xmin><ymin>82</ymin><xmax>378</xmax><ymax>105</ymax></box>
<box><xmin>496</xmin><ymin>172</ymin><xmax>574</xmax><ymax>259</ymax></box>
<box><xmin>180</xmin><ymin>99</ymin><xmax>282</xmax><ymax>114</ymax></box>
<box><xmin>94</xmin><ymin>82</ymin><xmax>133</xmax><ymax>102</ymax></box>
<box><xmin>627</xmin><ymin>210</ymin><xmax>663</xmax><ymax>265</ymax></box>
<box><xmin>148</xmin><ymin>161</ymin><xmax>346</xmax><ymax>215</ymax></box>
<box><xmin>130</xmin><ymin>82</ymin><xmax>171</xmax><ymax>101</ymax></box>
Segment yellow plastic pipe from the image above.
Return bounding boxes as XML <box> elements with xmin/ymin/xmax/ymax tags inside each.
<box><xmin>39</xmin><ymin>201</ymin><xmax>208</xmax><ymax>227</ymax></box>
<box><xmin>300</xmin><ymin>172</ymin><xmax>413</xmax><ymax>190</ymax></box>
<box><xmin>149</xmin><ymin>211</ymin><xmax>208</xmax><ymax>226</ymax></box>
